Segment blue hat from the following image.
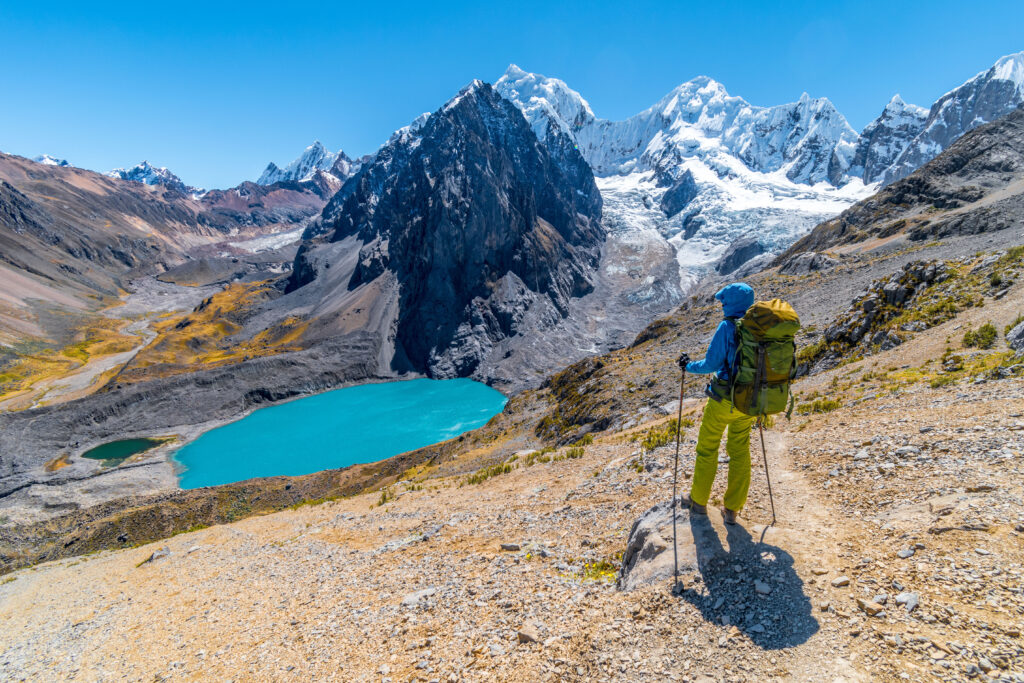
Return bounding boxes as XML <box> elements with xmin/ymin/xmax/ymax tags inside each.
<box><xmin>715</xmin><ymin>282</ymin><xmax>754</xmax><ymax>317</ymax></box>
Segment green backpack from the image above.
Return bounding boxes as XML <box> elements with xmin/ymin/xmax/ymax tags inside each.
<box><xmin>725</xmin><ymin>299</ymin><xmax>800</xmax><ymax>418</ymax></box>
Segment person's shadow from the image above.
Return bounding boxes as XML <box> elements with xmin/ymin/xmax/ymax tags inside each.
<box><xmin>676</xmin><ymin>513</ymin><xmax>819</xmax><ymax>649</ymax></box>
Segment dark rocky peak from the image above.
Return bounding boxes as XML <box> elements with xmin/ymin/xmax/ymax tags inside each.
<box><xmin>290</xmin><ymin>80</ymin><xmax>604</xmax><ymax>377</ymax></box>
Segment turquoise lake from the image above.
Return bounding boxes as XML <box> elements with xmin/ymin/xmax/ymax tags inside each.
<box><xmin>172</xmin><ymin>378</ymin><xmax>507</xmax><ymax>489</ymax></box>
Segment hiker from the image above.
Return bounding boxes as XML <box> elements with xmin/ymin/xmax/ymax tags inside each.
<box><xmin>676</xmin><ymin>283</ymin><xmax>756</xmax><ymax>525</ymax></box>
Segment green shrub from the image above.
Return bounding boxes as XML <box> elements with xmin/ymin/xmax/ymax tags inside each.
<box><xmin>929</xmin><ymin>375</ymin><xmax>957</xmax><ymax>389</ymax></box>
<box><xmin>796</xmin><ymin>338</ymin><xmax>827</xmax><ymax>364</ymax></box>
<box><xmin>634</xmin><ymin>417</ymin><xmax>694</xmax><ymax>452</ymax></box>
<box><xmin>989</xmin><ymin>272</ymin><xmax>1003</xmax><ymax>288</ymax></box>
<box><xmin>524</xmin><ymin>447</ymin><xmax>555</xmax><ymax>466</ymax></box>
<box><xmin>465</xmin><ymin>461</ymin><xmax>515</xmax><ymax>485</ymax></box>
<box><xmin>796</xmin><ymin>398</ymin><xmax>842</xmax><ymax>414</ymax></box>
<box><xmin>963</xmin><ymin>323</ymin><xmax>997</xmax><ymax>349</ymax></box>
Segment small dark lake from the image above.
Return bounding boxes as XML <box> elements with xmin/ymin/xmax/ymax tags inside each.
<box><xmin>81</xmin><ymin>438</ymin><xmax>165</xmax><ymax>466</ymax></box>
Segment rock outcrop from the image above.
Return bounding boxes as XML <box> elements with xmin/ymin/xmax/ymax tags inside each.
<box><xmin>778</xmin><ymin>251</ymin><xmax>839</xmax><ymax>276</ymax></box>
<box><xmin>715</xmin><ymin>238</ymin><xmax>765</xmax><ymax>275</ymax></box>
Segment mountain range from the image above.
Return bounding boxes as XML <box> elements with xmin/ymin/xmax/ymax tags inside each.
<box><xmin>3</xmin><ymin>50</ymin><xmax>1022</xmax><ymax>395</ymax></box>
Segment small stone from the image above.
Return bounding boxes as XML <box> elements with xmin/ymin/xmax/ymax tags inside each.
<box><xmin>978</xmin><ymin>657</ymin><xmax>994</xmax><ymax>673</ymax></box>
<box><xmin>856</xmin><ymin>598</ymin><xmax>884</xmax><ymax>616</ymax></box>
<box><xmin>873</xmin><ymin>593</ymin><xmax>888</xmax><ymax>605</ymax></box>
<box><xmin>897</xmin><ymin>548</ymin><xmax>915</xmax><ymax>559</ymax></box>
<box><xmin>819</xmin><ymin>601</ymin><xmax>831</xmax><ymax>612</ymax></box>
<box><xmin>895</xmin><ymin>592</ymin><xmax>919</xmax><ymax>612</ymax></box>
<box><xmin>831</xmin><ymin>576</ymin><xmax>850</xmax><ymax>587</ymax></box>
<box><xmin>974</xmin><ymin>548</ymin><xmax>991</xmax><ymax>556</ymax></box>
<box><xmin>500</xmin><ymin>543</ymin><xmax>520</xmax><ymax>551</ymax></box>
<box><xmin>517</xmin><ymin>625</ymin><xmax>541</xmax><ymax>644</ymax></box>
<box><xmin>884</xmin><ymin>634</ymin><xmax>903</xmax><ymax>648</ymax></box>
<box><xmin>138</xmin><ymin>546</ymin><xmax>171</xmax><ymax>566</ymax></box>
<box><xmin>811</xmin><ymin>567</ymin><xmax>828</xmax><ymax>575</ymax></box>
<box><xmin>754</xmin><ymin>580</ymin><xmax>772</xmax><ymax>595</ymax></box>
<box><xmin>749</xmin><ymin>624</ymin><xmax>765</xmax><ymax>633</ymax></box>
<box><xmin>187</xmin><ymin>546</ymin><xmax>200</xmax><ymax>554</ymax></box>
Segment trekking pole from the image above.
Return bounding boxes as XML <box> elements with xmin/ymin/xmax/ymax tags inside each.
<box><xmin>671</xmin><ymin>365</ymin><xmax>686</xmax><ymax>594</ymax></box>
<box><xmin>757</xmin><ymin>418</ymin><xmax>777</xmax><ymax>526</ymax></box>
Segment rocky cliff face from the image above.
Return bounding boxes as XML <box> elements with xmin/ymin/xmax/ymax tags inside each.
<box><xmin>288</xmin><ymin>81</ymin><xmax>604</xmax><ymax>377</ymax></box>
<box><xmin>844</xmin><ymin>95</ymin><xmax>929</xmax><ymax>185</ymax></box>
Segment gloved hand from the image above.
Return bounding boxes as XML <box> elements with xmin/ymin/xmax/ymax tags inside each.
<box><xmin>677</xmin><ymin>352</ymin><xmax>691</xmax><ymax>369</ymax></box>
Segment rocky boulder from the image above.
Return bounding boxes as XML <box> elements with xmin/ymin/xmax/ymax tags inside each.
<box><xmin>715</xmin><ymin>238</ymin><xmax>765</xmax><ymax>276</ymax></box>
<box><xmin>659</xmin><ymin>170</ymin><xmax>699</xmax><ymax>219</ymax></box>
<box><xmin>619</xmin><ymin>500</ymin><xmax>702</xmax><ymax>591</ymax></box>
<box><xmin>778</xmin><ymin>251</ymin><xmax>839</xmax><ymax>276</ymax></box>
<box><xmin>1008</xmin><ymin>320</ymin><xmax>1024</xmax><ymax>355</ymax></box>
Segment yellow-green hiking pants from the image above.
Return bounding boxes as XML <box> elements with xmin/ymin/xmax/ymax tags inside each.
<box><xmin>690</xmin><ymin>396</ymin><xmax>756</xmax><ymax>511</ymax></box>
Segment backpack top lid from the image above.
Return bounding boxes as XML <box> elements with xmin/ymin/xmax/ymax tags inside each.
<box><xmin>741</xmin><ymin>299</ymin><xmax>800</xmax><ymax>339</ymax></box>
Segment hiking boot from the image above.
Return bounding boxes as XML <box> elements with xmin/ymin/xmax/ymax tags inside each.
<box><xmin>722</xmin><ymin>508</ymin><xmax>739</xmax><ymax>525</ymax></box>
<box><xmin>680</xmin><ymin>494</ymin><xmax>707</xmax><ymax>515</ymax></box>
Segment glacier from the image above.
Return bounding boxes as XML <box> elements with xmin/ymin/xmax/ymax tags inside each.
<box><xmin>496</xmin><ymin>65</ymin><xmax>873</xmax><ymax>289</ymax></box>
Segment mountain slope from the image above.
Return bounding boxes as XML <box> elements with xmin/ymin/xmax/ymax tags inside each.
<box><xmin>783</xmin><ymin>106</ymin><xmax>1024</xmax><ymax>255</ymax></box>
<box><xmin>881</xmin><ymin>51</ymin><xmax>1024</xmax><ymax>184</ymax></box>
<box><xmin>286</xmin><ymin>81</ymin><xmax>604</xmax><ymax>378</ymax></box>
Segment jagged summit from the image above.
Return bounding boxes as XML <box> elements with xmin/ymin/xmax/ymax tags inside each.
<box><xmin>107</xmin><ymin>160</ymin><xmax>201</xmax><ymax>196</ymax></box>
<box><xmin>846</xmin><ymin>94</ymin><xmax>929</xmax><ymax>184</ymax></box>
<box><xmin>257</xmin><ymin>141</ymin><xmax>350</xmax><ymax>185</ymax></box>
<box><xmin>32</xmin><ymin>154</ymin><xmax>70</xmax><ymax>167</ymax></box>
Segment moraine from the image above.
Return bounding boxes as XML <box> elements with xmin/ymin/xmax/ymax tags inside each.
<box><xmin>172</xmin><ymin>378</ymin><xmax>507</xmax><ymax>489</ymax></box>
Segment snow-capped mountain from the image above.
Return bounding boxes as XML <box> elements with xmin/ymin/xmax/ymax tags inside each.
<box><xmin>496</xmin><ymin>65</ymin><xmax>870</xmax><ymax>285</ymax></box>
<box><xmin>33</xmin><ymin>154</ymin><xmax>70</xmax><ymax>167</ymax></box>
<box><xmin>257</xmin><ymin>141</ymin><xmax>354</xmax><ymax>185</ymax></box>
<box><xmin>497</xmin><ymin>65</ymin><xmax>859</xmax><ymax>186</ymax></box>
<box><xmin>107</xmin><ymin>161</ymin><xmax>201</xmax><ymax>196</ymax></box>
<box><xmin>880</xmin><ymin>51</ymin><xmax>1024</xmax><ymax>184</ymax></box>
<box><xmin>844</xmin><ymin>95</ymin><xmax>929</xmax><ymax>184</ymax></box>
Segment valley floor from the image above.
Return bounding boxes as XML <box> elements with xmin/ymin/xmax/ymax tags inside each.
<box><xmin>2</xmin><ymin>314</ymin><xmax>1022</xmax><ymax>682</ymax></box>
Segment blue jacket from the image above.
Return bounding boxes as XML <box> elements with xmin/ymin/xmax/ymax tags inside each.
<box><xmin>686</xmin><ymin>283</ymin><xmax>754</xmax><ymax>382</ymax></box>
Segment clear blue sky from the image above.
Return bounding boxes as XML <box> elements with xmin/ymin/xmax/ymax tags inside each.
<box><xmin>1</xmin><ymin>0</ymin><xmax>1021</xmax><ymax>189</ymax></box>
